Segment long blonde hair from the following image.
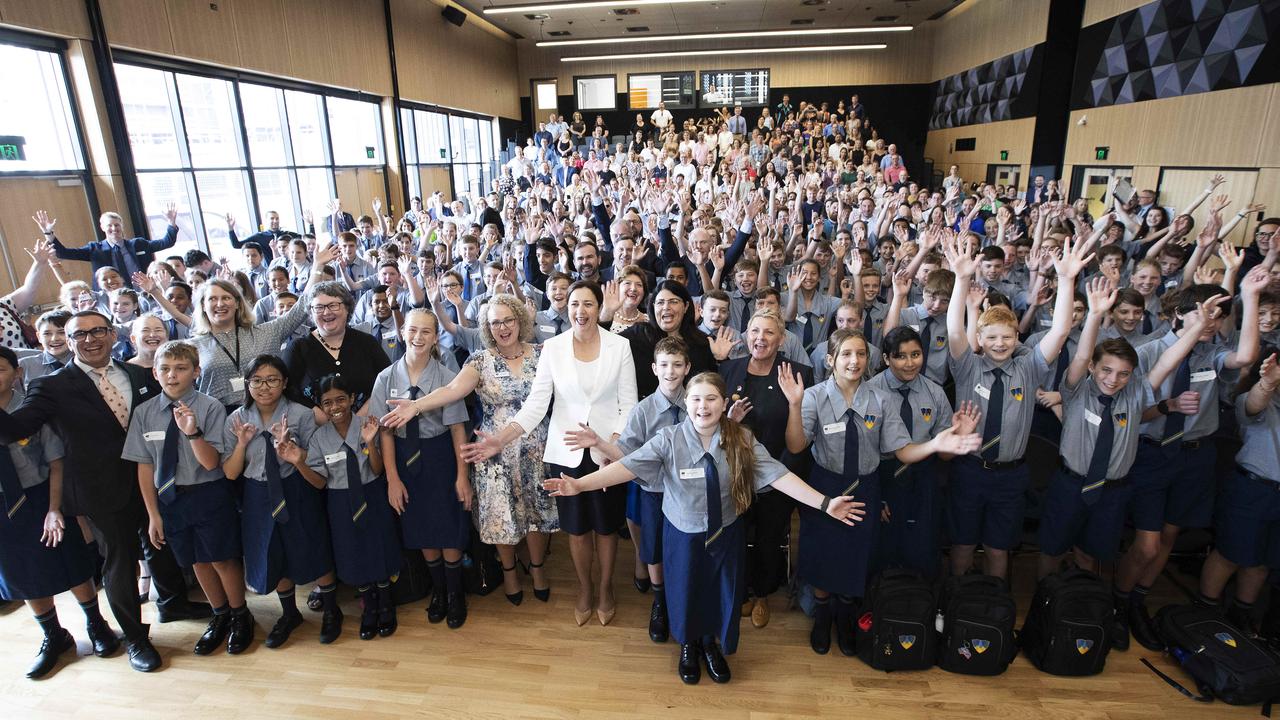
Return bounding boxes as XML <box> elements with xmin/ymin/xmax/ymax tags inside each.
<box><xmin>688</xmin><ymin>372</ymin><xmax>757</xmax><ymax>514</ymax></box>
<box><xmin>191</xmin><ymin>278</ymin><xmax>255</xmax><ymax>334</ymax></box>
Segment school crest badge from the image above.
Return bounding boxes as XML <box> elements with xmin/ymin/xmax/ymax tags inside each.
<box><xmin>898</xmin><ymin>634</ymin><xmax>915</xmax><ymax>650</ymax></box>
<box><xmin>934</xmin><ymin>335</ymin><xmax>946</xmax><ymax>349</ymax></box>
<box><xmin>863</xmin><ymin>415</ymin><xmax>877</xmax><ymax>429</ymax></box>
<box><xmin>1010</xmin><ymin>387</ymin><xmax>1024</xmax><ymax>402</ymax></box>
<box><xmin>1076</xmin><ymin>638</ymin><xmax>1094</xmax><ymax>654</ymax></box>
<box><xmin>1216</xmin><ymin>632</ymin><xmax>1238</xmax><ymax>648</ymax></box>
<box><xmin>920</xmin><ymin>407</ymin><xmax>933</xmax><ymax>423</ymax></box>
<box><xmin>1114</xmin><ymin>412</ymin><xmax>1128</xmax><ymax>428</ymax></box>
<box><xmin>971</xmin><ymin>639</ymin><xmax>990</xmax><ymax>654</ymax></box>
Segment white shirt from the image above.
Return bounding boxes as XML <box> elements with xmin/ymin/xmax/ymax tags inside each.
<box><xmin>75</xmin><ymin>358</ymin><xmax>133</xmax><ymax>414</ymax></box>
<box><xmin>650</xmin><ymin>109</ymin><xmax>672</xmax><ymax>129</ymax></box>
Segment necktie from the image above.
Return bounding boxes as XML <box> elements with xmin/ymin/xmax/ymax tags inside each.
<box><xmin>553</xmin><ymin>316</ymin><xmax>564</xmax><ymax>334</ymax></box>
<box><xmin>772</xmin><ymin>271</ymin><xmax>783</xmax><ymax>291</ymax></box>
<box><xmin>463</xmin><ymin>267</ymin><xmax>474</xmax><ymax>300</ymax></box>
<box><xmin>802</xmin><ymin>312</ymin><xmax>815</xmax><ymax>349</ymax></box>
<box><xmin>1142</xmin><ymin>311</ymin><xmax>1154</xmax><ymax>335</ymax></box>
<box><xmin>667</xmin><ymin>405</ymin><xmax>683</xmax><ymax>426</ymax></box>
<box><xmin>262</xmin><ymin>430</ymin><xmax>288</xmax><ymax>523</ymax></box>
<box><xmin>863</xmin><ymin>307</ymin><xmax>874</xmax><ymax>339</ymax></box>
<box><xmin>1052</xmin><ymin>340</ymin><xmax>1071</xmax><ymax>390</ymax></box>
<box><xmin>346</xmin><ymin>445</ymin><xmax>368</xmax><ymax>527</ymax></box>
<box><xmin>1162</xmin><ymin>356</ymin><xmax>1192</xmax><ymax>445</ymax></box>
<box><xmin>167</xmin><ymin>318</ymin><xmax>178</xmax><ymax>339</ymax></box>
<box><xmin>0</xmin><ymin>446</ymin><xmax>28</xmax><ymax>519</ymax></box>
<box><xmin>980</xmin><ymin>367</ymin><xmax>1005</xmax><ymax>461</ymax></box>
<box><xmin>897</xmin><ymin>386</ymin><xmax>915</xmax><ymax>437</ymax></box>
<box><xmin>405</xmin><ymin>386</ymin><xmax>422</xmax><ymax>441</ymax></box>
<box><xmin>843</xmin><ymin>408</ymin><xmax>861</xmax><ymax>485</ymax></box>
<box><xmin>738</xmin><ymin>298</ymin><xmax>753</xmax><ymax>333</ymax></box>
<box><xmin>919</xmin><ymin>316</ymin><xmax>935</xmax><ymax>367</ymax></box>
<box><xmin>373</xmin><ymin>322</ymin><xmax>384</xmax><ymax>346</ymax></box>
<box><xmin>156</xmin><ymin>403</ymin><xmax>180</xmax><ymax>505</ymax></box>
<box><xmin>114</xmin><ymin>244</ymin><xmax>140</xmax><ymax>285</ymax></box>
<box><xmin>1082</xmin><ymin>395</ymin><xmax>1115</xmax><ymax>505</ymax></box>
<box><xmin>291</xmin><ymin>272</ymin><xmax>303</xmax><ymax>294</ymax></box>
<box><xmin>92</xmin><ymin>367</ymin><xmax>129</xmax><ymax>429</ymax></box>
<box><xmin>701</xmin><ymin>452</ymin><xmax>723</xmax><ymax>545</ymax></box>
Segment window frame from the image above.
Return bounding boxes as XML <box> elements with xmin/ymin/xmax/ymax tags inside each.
<box><xmin>573</xmin><ymin>74</ymin><xmax>618</xmax><ymax>112</ymax></box>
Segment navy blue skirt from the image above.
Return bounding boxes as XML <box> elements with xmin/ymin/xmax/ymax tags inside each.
<box><xmin>663</xmin><ymin>515</ymin><xmax>745</xmax><ymax>653</ymax></box>
<box><xmin>396</xmin><ymin>432</ymin><xmax>470</xmax><ymax>551</ymax></box>
<box><xmin>548</xmin><ymin>455</ymin><xmax>625</xmax><ymax>536</ymax></box>
<box><xmin>327</xmin><ymin>477</ymin><xmax>402</xmax><ymax>586</ymax></box>
<box><xmin>0</xmin><ymin>481</ymin><xmax>95</xmax><ymax>600</ymax></box>
<box><xmin>162</xmin><ymin>481</ymin><xmax>243</xmax><ymax>567</ymax></box>
<box><xmin>241</xmin><ymin>471</ymin><xmax>334</xmax><ymax>595</ymax></box>
<box><xmin>798</xmin><ymin>464</ymin><xmax>881</xmax><ymax>597</ymax></box>
<box><xmin>875</xmin><ymin>457</ymin><xmax>941</xmax><ymax>579</ymax></box>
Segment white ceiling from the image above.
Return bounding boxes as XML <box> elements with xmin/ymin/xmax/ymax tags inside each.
<box><xmin>454</xmin><ymin>0</ymin><xmax>964</xmax><ymax>41</ymax></box>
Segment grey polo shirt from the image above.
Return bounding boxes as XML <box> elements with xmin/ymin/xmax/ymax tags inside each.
<box><xmin>1136</xmin><ymin>331</ymin><xmax>1230</xmax><ymax>442</ymax></box>
<box><xmin>4</xmin><ymin>390</ymin><xmax>64</xmax><ymax>489</ymax></box>
<box><xmin>122</xmin><ymin>388</ymin><xmax>229</xmax><ymax>488</ymax></box>
<box><xmin>1059</xmin><ymin>373</ymin><xmax>1152</xmax><ymax>479</ymax></box>
<box><xmin>305</xmin><ymin>419</ymin><xmax>376</xmax><ymax>491</ymax></box>
<box><xmin>366</xmin><ymin>357</ymin><xmax>468</xmax><ymax>440</ymax></box>
<box><xmin>950</xmin><ymin>344</ymin><xmax>1051</xmax><ymax>462</ymax></box>
<box><xmin>225</xmin><ymin>399</ymin><xmax>318</xmax><ymax>482</ymax></box>
<box><xmin>800</xmin><ymin>379</ymin><xmax>911</xmax><ymax>476</ymax></box>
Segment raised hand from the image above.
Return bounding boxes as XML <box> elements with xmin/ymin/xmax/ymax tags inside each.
<box><xmin>225</xmin><ymin>213</ymin><xmax>237</xmax><ymax>232</ymax></box>
<box><xmin>31</xmin><ymin>210</ymin><xmax>57</xmax><ymax>235</ymax></box>
<box><xmin>26</xmin><ymin>238</ymin><xmax>55</xmax><ymax>266</ymax></box>
<box><xmin>563</xmin><ymin>422</ymin><xmax>602</xmax><ymax>451</ymax></box>
<box><xmin>776</xmin><ymin>361</ymin><xmax>805</xmax><ymax>405</ymax></box>
<box><xmin>1259</xmin><ymin>352</ymin><xmax>1280</xmax><ymax>387</ymax></box>
<box><xmin>952</xmin><ymin>400</ymin><xmax>981</xmax><ymax>436</ymax></box>
<box><xmin>1053</xmin><ymin>233</ymin><xmax>1095</xmax><ymax>279</ymax></box>
<box><xmin>891</xmin><ymin>267</ymin><xmax>913</xmax><ymax>298</ymax></box>
<box><xmin>1241</xmin><ymin>265</ymin><xmax>1270</xmax><ymax>298</ymax></box>
<box><xmin>1218</xmin><ymin>241</ymin><xmax>1243</xmax><ymax>270</ymax></box>
<box><xmin>230</xmin><ymin>417</ymin><xmax>259</xmax><ymax>447</ymax></box>
<box><xmin>359</xmin><ymin>415</ymin><xmax>380</xmax><ymax>446</ymax></box>
<box><xmin>1085</xmin><ymin>275</ymin><xmax>1117</xmax><ymax>315</ymax></box>
<box><xmin>727</xmin><ymin>396</ymin><xmax>753</xmax><ymax>422</ymax></box>
<box><xmin>313</xmin><ymin>239</ymin><xmax>338</xmax><ymax>266</ymax></box>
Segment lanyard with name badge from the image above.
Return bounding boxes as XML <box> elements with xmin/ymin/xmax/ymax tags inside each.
<box><xmin>213</xmin><ymin>330</ymin><xmax>244</xmax><ymax>392</ymax></box>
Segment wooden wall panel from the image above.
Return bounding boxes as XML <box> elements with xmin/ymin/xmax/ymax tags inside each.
<box><xmin>0</xmin><ymin>0</ymin><xmax>90</xmax><ymax>38</ymax></box>
<box><xmin>419</xmin><ymin>166</ymin><xmax>451</xmax><ymax>199</ymax></box>
<box><xmin>102</xmin><ymin>0</ymin><xmax>174</xmax><ymax>55</ymax></box>
<box><xmin>232</xmin><ymin>0</ymin><xmax>290</xmax><ymax>78</ymax></box>
<box><xmin>923</xmin><ymin>117</ymin><xmax>1036</xmax><ymax>188</ymax></box>
<box><xmin>1082</xmin><ymin>0</ymin><xmax>1150</xmax><ymax>27</ymax></box>
<box><xmin>0</xmin><ymin>177</ymin><xmax>95</xmax><ymax>304</ymax></box>
<box><xmin>928</xmin><ymin>0</ymin><xmax>1049</xmax><ymax>82</ymax></box>
<box><xmin>164</xmin><ymin>0</ymin><xmax>239</xmax><ymax>68</ymax></box>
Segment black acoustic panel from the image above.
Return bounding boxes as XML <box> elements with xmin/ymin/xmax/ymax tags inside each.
<box><xmin>928</xmin><ymin>44</ymin><xmax>1045</xmax><ymax>130</ymax></box>
<box><xmin>1072</xmin><ymin>0</ymin><xmax>1280</xmax><ymax>110</ymax></box>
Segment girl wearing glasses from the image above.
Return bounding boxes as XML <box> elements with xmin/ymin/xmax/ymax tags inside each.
<box><xmin>223</xmin><ymin>355</ymin><xmax>337</xmax><ymax>647</ymax></box>
<box><xmin>367</xmin><ymin>309</ymin><xmax>473</xmax><ymax>629</ymax></box>
<box><xmin>282</xmin><ymin>281</ymin><xmax>390</xmax><ymax>414</ymax></box>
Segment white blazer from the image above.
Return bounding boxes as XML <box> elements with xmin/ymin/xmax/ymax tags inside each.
<box><xmin>513</xmin><ymin>328</ymin><xmax>637</xmax><ymax>468</ymax></box>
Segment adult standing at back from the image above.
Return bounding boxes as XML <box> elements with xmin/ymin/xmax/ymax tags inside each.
<box><xmin>42</xmin><ymin>207</ymin><xmax>179</xmax><ymax>290</ymax></box>
<box><xmin>650</xmin><ymin>101</ymin><xmax>673</xmax><ymax>142</ymax></box>
<box><xmin>0</xmin><ymin>310</ymin><xmax>210</xmax><ymax>672</ymax></box>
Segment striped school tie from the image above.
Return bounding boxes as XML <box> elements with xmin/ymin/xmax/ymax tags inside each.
<box><xmin>262</xmin><ymin>431</ymin><xmax>288</xmax><ymax>523</ymax></box>
<box><xmin>0</xmin><ymin>446</ymin><xmax>27</xmax><ymax>519</ymax></box>
<box><xmin>1162</xmin><ymin>357</ymin><xmax>1192</xmax><ymax>446</ymax></box>
<box><xmin>345</xmin><ymin>445</ymin><xmax>368</xmax><ymax>527</ymax></box>
<box><xmin>980</xmin><ymin>368</ymin><xmax>1005</xmax><ymax>461</ymax></box>
<box><xmin>156</xmin><ymin>404</ymin><xmax>180</xmax><ymax>505</ymax></box>
<box><xmin>701</xmin><ymin>452</ymin><xmax>722</xmax><ymax>546</ymax></box>
<box><xmin>1082</xmin><ymin>395</ymin><xmax>1115</xmax><ymax>505</ymax></box>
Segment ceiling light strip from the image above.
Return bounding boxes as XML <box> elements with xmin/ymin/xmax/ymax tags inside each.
<box><xmin>538</xmin><ymin>25</ymin><xmax>912</xmax><ymax>47</ymax></box>
<box><xmin>485</xmin><ymin>0</ymin><xmax>719</xmax><ymax>14</ymax></box>
<box><xmin>561</xmin><ymin>44</ymin><xmax>887</xmax><ymax>61</ymax></box>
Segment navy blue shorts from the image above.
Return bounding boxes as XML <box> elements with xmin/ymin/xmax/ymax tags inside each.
<box><xmin>1214</xmin><ymin>468</ymin><xmax>1280</xmax><ymax>568</ymax></box>
<box><xmin>947</xmin><ymin>456</ymin><xmax>1029</xmax><ymax>551</ymax></box>
<box><xmin>1125</xmin><ymin>441</ymin><xmax>1172</xmax><ymax>533</ymax></box>
<box><xmin>1038</xmin><ymin>467</ymin><xmax>1131</xmax><ymax>561</ymax></box>
<box><xmin>160</xmin><ymin>481</ymin><xmax>243</xmax><ymax>567</ymax></box>
<box><xmin>1164</xmin><ymin>441</ymin><xmax>1218</xmax><ymax>529</ymax></box>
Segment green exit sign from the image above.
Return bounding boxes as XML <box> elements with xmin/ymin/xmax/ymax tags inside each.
<box><xmin>0</xmin><ymin>135</ymin><xmax>26</xmax><ymax>161</ymax></box>
<box><xmin>999</xmin><ymin>150</ymin><xmax>1008</xmax><ymax>161</ymax></box>
<box><xmin>1095</xmin><ymin>146</ymin><xmax>1109</xmax><ymax>160</ymax></box>
<box><xmin>365</xmin><ymin>146</ymin><xmax>375</xmax><ymax>159</ymax></box>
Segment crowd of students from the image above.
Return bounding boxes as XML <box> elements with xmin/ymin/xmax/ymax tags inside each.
<box><xmin>1</xmin><ymin>93</ymin><xmax>1278</xmax><ymax>688</ymax></box>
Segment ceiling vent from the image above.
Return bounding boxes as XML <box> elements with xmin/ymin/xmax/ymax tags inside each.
<box><xmin>791</xmin><ymin>18</ymin><xmax>815</xmax><ymax>25</ymax></box>
<box><xmin>612</xmin><ymin>8</ymin><xmax>638</xmax><ymax>15</ymax></box>
<box><xmin>547</xmin><ymin>30</ymin><xmax>571</xmax><ymax>36</ymax></box>
<box><xmin>626</xmin><ymin>26</ymin><xmax>650</xmax><ymax>32</ymax></box>
<box><xmin>524</xmin><ymin>13</ymin><xmax>549</xmax><ymax>20</ymax></box>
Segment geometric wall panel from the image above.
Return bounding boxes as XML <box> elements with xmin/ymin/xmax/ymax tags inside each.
<box><xmin>929</xmin><ymin>44</ymin><xmax>1045</xmax><ymax>130</ymax></box>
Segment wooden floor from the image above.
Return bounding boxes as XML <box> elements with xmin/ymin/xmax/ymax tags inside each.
<box><xmin>0</xmin><ymin>534</ymin><xmax>1258</xmax><ymax>719</ymax></box>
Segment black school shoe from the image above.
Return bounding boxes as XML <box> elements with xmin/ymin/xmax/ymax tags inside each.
<box><xmin>446</xmin><ymin>592</ymin><xmax>467</xmax><ymax>629</ymax></box>
<box><xmin>227</xmin><ymin>611</ymin><xmax>255</xmax><ymax>654</ymax></box>
<box><xmin>834</xmin><ymin>600</ymin><xmax>856</xmax><ymax>657</ymax></box>
<box><xmin>648</xmin><ymin>596</ymin><xmax>669</xmax><ymax>643</ymax></box>
<box><xmin>320</xmin><ymin>608</ymin><xmax>343</xmax><ymax>644</ymax></box>
<box><xmin>810</xmin><ymin>602</ymin><xmax>832</xmax><ymax>655</ymax></box>
<box><xmin>378</xmin><ymin>602</ymin><xmax>398</xmax><ymax>637</ymax></box>
<box><xmin>426</xmin><ymin>590</ymin><xmax>447</xmax><ymax>624</ymax></box>
<box><xmin>265</xmin><ymin>612</ymin><xmax>303</xmax><ymax>649</ymax></box>
<box><xmin>359</xmin><ymin>592</ymin><xmax>379</xmax><ymax>640</ymax></box>
<box><xmin>27</xmin><ymin>629</ymin><xmax>75</xmax><ymax>679</ymax></box>
<box><xmin>307</xmin><ymin>587</ymin><xmax>324</xmax><ymax>612</ymax></box>
<box><xmin>678</xmin><ymin>642</ymin><xmax>701</xmax><ymax>685</ymax></box>
<box><xmin>87</xmin><ymin>617</ymin><xmax>121</xmax><ymax>658</ymax></box>
<box><xmin>1128</xmin><ymin>601</ymin><xmax>1164</xmax><ymax>651</ymax></box>
<box><xmin>701</xmin><ymin>640</ymin><xmax>731</xmax><ymax>684</ymax></box>
<box><xmin>194</xmin><ymin>614</ymin><xmax>231</xmax><ymax>655</ymax></box>
<box><xmin>157</xmin><ymin>599</ymin><xmax>213</xmax><ymax>623</ymax></box>
<box><xmin>1111</xmin><ymin>603</ymin><xmax>1131</xmax><ymax>651</ymax></box>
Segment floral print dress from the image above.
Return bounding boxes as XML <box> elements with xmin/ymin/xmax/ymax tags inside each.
<box><xmin>465</xmin><ymin>345</ymin><xmax>559</xmax><ymax>544</ymax></box>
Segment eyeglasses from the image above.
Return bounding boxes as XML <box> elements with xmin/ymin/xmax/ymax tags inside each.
<box><xmin>1256</xmin><ymin>230</ymin><xmax>1277</xmax><ymax>239</ymax></box>
<box><xmin>440</xmin><ymin>282</ymin><xmax>461</xmax><ymax>290</ymax></box>
<box><xmin>248</xmin><ymin>377</ymin><xmax>284</xmax><ymax>389</ymax></box>
<box><xmin>487</xmin><ymin>317</ymin><xmax>518</xmax><ymax>330</ymax></box>
<box><xmin>310</xmin><ymin>301</ymin><xmax>344</xmax><ymax>314</ymax></box>
<box><xmin>69</xmin><ymin>327</ymin><xmax>111</xmax><ymax>341</ymax></box>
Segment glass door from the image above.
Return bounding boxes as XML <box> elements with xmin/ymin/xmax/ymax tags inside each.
<box><xmin>1074</xmin><ymin>167</ymin><xmax>1133</xmax><ymax>219</ymax></box>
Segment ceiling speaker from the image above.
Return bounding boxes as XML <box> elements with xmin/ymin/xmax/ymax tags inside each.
<box><xmin>442</xmin><ymin>6</ymin><xmax>466</xmax><ymax>27</ymax></box>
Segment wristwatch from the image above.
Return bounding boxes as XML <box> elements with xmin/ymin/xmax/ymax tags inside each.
<box><xmin>184</xmin><ymin>428</ymin><xmax>204</xmax><ymax>439</ymax></box>
<box><xmin>1156</xmin><ymin>399</ymin><xmax>1170</xmax><ymax>415</ymax></box>
<box><xmin>819</xmin><ymin>495</ymin><xmax>832</xmax><ymax>512</ymax></box>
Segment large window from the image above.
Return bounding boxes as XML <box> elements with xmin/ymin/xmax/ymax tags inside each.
<box><xmin>574</xmin><ymin>75</ymin><xmax>617</xmax><ymax>111</ymax></box>
<box><xmin>0</xmin><ymin>42</ymin><xmax>86</xmax><ymax>173</ymax></box>
<box><xmin>400</xmin><ymin>105</ymin><xmax>502</xmax><ymax>205</ymax></box>
<box><xmin>116</xmin><ymin>60</ymin><xmax>384</xmax><ymax>259</ymax></box>
<box><xmin>699</xmin><ymin>69</ymin><xmax>769</xmax><ymax>108</ymax></box>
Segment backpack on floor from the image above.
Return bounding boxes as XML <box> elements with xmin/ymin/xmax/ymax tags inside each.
<box><xmin>1018</xmin><ymin>568</ymin><xmax>1112</xmax><ymax>676</ymax></box>
<box><xmin>462</xmin><ymin>527</ymin><xmax>503</xmax><ymax>597</ymax></box>
<box><xmin>856</xmin><ymin>569</ymin><xmax>937</xmax><ymax>671</ymax></box>
<box><xmin>391</xmin><ymin>549</ymin><xmax>431</xmax><ymax>605</ymax></box>
<box><xmin>1145</xmin><ymin>604</ymin><xmax>1280</xmax><ymax>708</ymax></box>
<box><xmin>937</xmin><ymin>574</ymin><xmax>1018</xmax><ymax>675</ymax></box>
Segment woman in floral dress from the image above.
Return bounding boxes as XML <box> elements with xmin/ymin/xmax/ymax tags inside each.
<box><xmin>380</xmin><ymin>294</ymin><xmax>556</xmax><ymax>603</ymax></box>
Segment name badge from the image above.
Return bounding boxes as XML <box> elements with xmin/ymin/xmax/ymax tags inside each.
<box><xmin>796</xmin><ymin>315</ymin><xmax>808</xmax><ymax>325</ymax></box>
<box><xmin>974</xmin><ymin>384</ymin><xmax>990</xmax><ymax>400</ymax></box>
<box><xmin>1039</xmin><ymin>317</ymin><xmax>1053</xmax><ymax>326</ymax></box>
<box><xmin>390</xmin><ymin>388</ymin><xmax>403</xmax><ymax>398</ymax></box>
<box><xmin>1084</xmin><ymin>410</ymin><xmax>1102</xmax><ymax>426</ymax></box>
<box><xmin>324</xmin><ymin>452</ymin><xmax>345</xmax><ymax>465</ymax></box>
<box><xmin>540</xmin><ymin>325</ymin><xmax>556</xmax><ymax>334</ymax></box>
<box><xmin>230</xmin><ymin>377</ymin><xmax>246</xmax><ymax>392</ymax></box>
<box><xmin>679</xmin><ymin>468</ymin><xmax>706</xmax><ymax>480</ymax></box>
<box><xmin>908</xmin><ymin>324</ymin><xmax>920</xmax><ymax>333</ymax></box>
<box><xmin>1190</xmin><ymin>370</ymin><xmax>1216</xmax><ymax>383</ymax></box>
<box><xmin>139</xmin><ymin>387</ymin><xmax>149</xmax><ymax>395</ymax></box>
<box><xmin>823</xmin><ymin>422</ymin><xmax>846</xmax><ymax>435</ymax></box>
<box><xmin>143</xmin><ymin>431</ymin><xmax>166</xmax><ymax>442</ymax></box>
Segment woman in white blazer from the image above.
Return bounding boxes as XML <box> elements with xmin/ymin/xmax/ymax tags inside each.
<box><xmin>463</xmin><ymin>281</ymin><xmax>637</xmax><ymax>627</ymax></box>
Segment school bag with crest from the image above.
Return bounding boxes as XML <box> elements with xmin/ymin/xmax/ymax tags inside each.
<box><xmin>1018</xmin><ymin>567</ymin><xmax>1112</xmax><ymax>676</ymax></box>
<box><xmin>1142</xmin><ymin>604</ymin><xmax>1280</xmax><ymax>710</ymax></box>
<box><xmin>936</xmin><ymin>574</ymin><xmax>1018</xmax><ymax>675</ymax></box>
<box><xmin>856</xmin><ymin>568</ymin><xmax>937</xmax><ymax>671</ymax></box>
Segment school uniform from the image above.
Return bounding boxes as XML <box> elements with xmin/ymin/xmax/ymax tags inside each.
<box><xmin>1214</xmin><ymin>392</ymin><xmax>1280</xmax><ymax>567</ymax></box>
<box><xmin>1026</xmin><ymin>326</ymin><xmax>1081</xmax><ymax>442</ymax></box>
<box><xmin>121</xmin><ymin>388</ymin><xmax>239</xmax><ymax>567</ymax></box>
<box><xmin>897</xmin><ymin>304</ymin><xmax>951</xmax><ymax>385</ymax></box>
<box><xmin>798</xmin><ymin>380</ymin><xmax>910</xmax><ymax>596</ymax></box>
<box><xmin>337</xmin><ymin>258</ymin><xmax>375</xmax><ymax>290</ymax></box>
<box><xmin>621</xmin><ymin>420</ymin><xmax>789</xmax><ymax>653</ymax></box>
<box><xmin>18</xmin><ymin>352</ymin><xmax>68</xmax><ymax>387</ymax></box>
<box><xmin>227</xmin><ymin>400</ymin><xmax>332</xmax><ymax>595</ymax></box>
<box><xmin>305</xmin><ymin>420</ymin><xmax>401</xmax><ymax>586</ymax></box>
<box><xmin>452</xmin><ymin>260</ymin><xmax>486</xmax><ymax>302</ymax></box>
<box><xmin>367</xmin><ymin>358</ymin><xmax>470</xmax><ymax>550</ymax></box>
<box><xmin>785</xmin><ymin>291</ymin><xmax>843</xmax><ymax>354</ymax></box>
<box><xmin>867</xmin><ymin>369</ymin><xmax>953</xmax><ymax>578</ymax></box>
<box><xmin>859</xmin><ymin>300</ymin><xmax>889</xmax><ymax>347</ymax></box>
<box><xmin>1038</xmin><ymin>374</ymin><xmax>1151</xmax><ymax>561</ymax></box>
<box><xmin>534</xmin><ymin>307</ymin><xmax>570</xmax><ymax>344</ymax></box>
<box><xmin>254</xmin><ymin>293</ymin><xmax>281</xmax><ymax>325</ymax></box>
<box><xmin>0</xmin><ymin>391</ymin><xmax>95</xmax><ymax>600</ymax></box>
<box><xmin>618</xmin><ymin>386</ymin><xmax>686</xmax><ymax>566</ymax></box>
<box><xmin>352</xmin><ymin>288</ymin><xmax>415</xmax><ymax>325</ymax></box>
<box><xmin>948</xmin><ymin>345</ymin><xmax>1051</xmax><ymax>550</ymax></box>
<box><xmin>727</xmin><ymin>289</ymin><xmax>755</xmax><ymax>333</ymax></box>
<box><xmin>287</xmin><ymin>263</ymin><xmax>312</xmax><ymax>294</ymax></box>
<box><xmin>1099</xmin><ymin>325</ymin><xmax>1158</xmax><ymax>348</ymax></box>
<box><xmin>1128</xmin><ymin>331</ymin><xmax>1230</xmax><ymax>531</ymax></box>
<box><xmin>356</xmin><ymin>316</ymin><xmax>404</xmax><ymax>362</ymax></box>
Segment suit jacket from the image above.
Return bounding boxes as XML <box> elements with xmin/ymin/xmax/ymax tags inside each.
<box><xmin>52</xmin><ymin>228</ymin><xmax>179</xmax><ymax>288</ymax></box>
<box><xmin>0</xmin><ymin>361</ymin><xmax>160</xmax><ymax>516</ymax></box>
<box><xmin>513</xmin><ymin>328</ymin><xmax>638</xmax><ymax>468</ymax></box>
<box><xmin>717</xmin><ymin>354</ymin><xmax>814</xmax><ymax>473</ymax></box>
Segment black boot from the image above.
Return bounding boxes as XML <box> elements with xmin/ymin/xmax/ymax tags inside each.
<box><xmin>678</xmin><ymin>641</ymin><xmax>701</xmax><ymax>684</ymax></box>
<box><xmin>226</xmin><ymin>609</ymin><xmax>255</xmax><ymax>654</ymax></box>
<box><xmin>810</xmin><ymin>599</ymin><xmax>832</xmax><ymax>655</ymax></box>
<box><xmin>648</xmin><ymin>589</ymin><xmax>669</xmax><ymax>643</ymax></box>
<box><xmin>27</xmin><ymin>628</ymin><xmax>75</xmax><ymax>679</ymax></box>
<box><xmin>376</xmin><ymin>584</ymin><xmax>397</xmax><ymax>637</ymax></box>
<box><xmin>194</xmin><ymin>614</ymin><xmax>231</xmax><ymax>655</ymax></box>
<box><xmin>834</xmin><ymin>597</ymin><xmax>856</xmax><ymax>657</ymax></box>
<box><xmin>1128</xmin><ymin>599</ymin><xmax>1164</xmax><ymax>651</ymax></box>
<box><xmin>446</xmin><ymin>592</ymin><xmax>467</xmax><ymax>629</ymax></box>
<box><xmin>701</xmin><ymin>637</ymin><xmax>731</xmax><ymax>684</ymax></box>
<box><xmin>427</xmin><ymin>590</ymin><xmax>447</xmax><ymax>624</ymax></box>
<box><xmin>359</xmin><ymin>588</ymin><xmax>378</xmax><ymax>640</ymax></box>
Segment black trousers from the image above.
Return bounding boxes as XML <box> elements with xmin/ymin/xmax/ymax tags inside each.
<box><xmin>744</xmin><ymin>490</ymin><xmax>795</xmax><ymax>598</ymax></box>
<box><xmin>84</xmin><ymin>498</ymin><xmax>188</xmax><ymax>642</ymax></box>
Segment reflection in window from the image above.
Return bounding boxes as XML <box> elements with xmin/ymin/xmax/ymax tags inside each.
<box><xmin>0</xmin><ymin>43</ymin><xmax>84</xmax><ymax>172</ymax></box>
<box><xmin>327</xmin><ymin>97</ymin><xmax>381</xmax><ymax>166</ymax></box>
<box><xmin>117</xmin><ymin>64</ymin><xmax>184</xmax><ymax>170</ymax></box>
<box><xmin>240</xmin><ymin>83</ymin><xmax>288</xmax><ymax>167</ymax></box>
<box><xmin>176</xmin><ymin>74</ymin><xmax>243</xmax><ymax>168</ymax></box>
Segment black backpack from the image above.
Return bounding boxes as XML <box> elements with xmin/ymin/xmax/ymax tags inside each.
<box><xmin>462</xmin><ymin>527</ymin><xmax>504</xmax><ymax>596</ymax></box>
<box><xmin>1145</xmin><ymin>604</ymin><xmax>1280</xmax><ymax>708</ymax></box>
<box><xmin>856</xmin><ymin>569</ymin><xmax>937</xmax><ymax>671</ymax></box>
<box><xmin>1019</xmin><ymin>567</ymin><xmax>1112</xmax><ymax>676</ymax></box>
<box><xmin>937</xmin><ymin>574</ymin><xmax>1019</xmax><ymax>675</ymax></box>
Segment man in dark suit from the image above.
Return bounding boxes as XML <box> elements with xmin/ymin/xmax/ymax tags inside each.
<box><xmin>43</xmin><ymin>206</ymin><xmax>179</xmax><ymax>290</ymax></box>
<box><xmin>0</xmin><ymin>311</ymin><xmax>208</xmax><ymax>672</ymax></box>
